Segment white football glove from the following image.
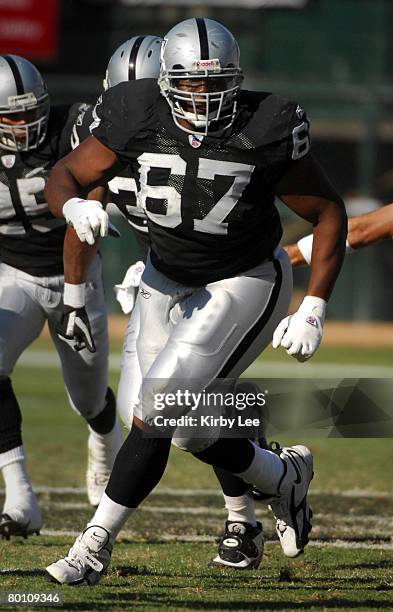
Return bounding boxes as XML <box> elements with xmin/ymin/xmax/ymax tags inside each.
<box><xmin>272</xmin><ymin>296</ymin><xmax>327</xmax><ymax>362</ymax></box>
<box><xmin>114</xmin><ymin>261</ymin><xmax>145</xmax><ymax>314</ymax></box>
<box><xmin>62</xmin><ymin>197</ymin><xmax>109</xmax><ymax>245</ymax></box>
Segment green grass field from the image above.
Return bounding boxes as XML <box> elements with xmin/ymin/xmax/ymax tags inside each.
<box><xmin>1</xmin><ymin>342</ymin><xmax>392</xmax><ymax>611</ymax></box>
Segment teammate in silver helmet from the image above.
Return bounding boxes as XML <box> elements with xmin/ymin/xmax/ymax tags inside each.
<box><xmin>0</xmin><ymin>55</ymin><xmax>50</xmax><ymax>152</ymax></box>
<box><xmin>67</xmin><ymin>36</ymin><xmax>162</xmax><ymax>431</ymax></box>
<box><xmin>104</xmin><ymin>35</ymin><xmax>162</xmax><ymax>90</ymax></box>
<box><xmin>0</xmin><ymin>55</ymin><xmax>121</xmax><ymax>540</ymax></box>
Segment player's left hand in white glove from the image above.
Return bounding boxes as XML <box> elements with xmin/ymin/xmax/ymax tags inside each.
<box><xmin>57</xmin><ymin>283</ymin><xmax>96</xmax><ymax>353</ymax></box>
<box><xmin>272</xmin><ymin>296</ymin><xmax>327</xmax><ymax>362</ymax></box>
<box><xmin>62</xmin><ymin>197</ymin><xmax>108</xmax><ymax>245</ymax></box>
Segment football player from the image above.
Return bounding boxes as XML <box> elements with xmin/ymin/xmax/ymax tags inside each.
<box><xmin>72</xmin><ymin>34</ymin><xmax>269</xmax><ymax>569</ymax></box>
<box><xmin>44</xmin><ymin>18</ymin><xmax>347</xmax><ymax>585</ymax></box>
<box><xmin>68</xmin><ymin>36</ymin><xmax>161</xmax><ymax>428</ymax></box>
<box><xmin>285</xmin><ymin>202</ymin><xmax>393</xmax><ymax>266</ymax></box>
<box><xmin>0</xmin><ymin>55</ymin><xmax>122</xmax><ymax>539</ymax></box>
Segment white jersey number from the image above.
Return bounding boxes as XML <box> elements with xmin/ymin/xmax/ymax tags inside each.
<box><xmin>0</xmin><ymin>177</ymin><xmax>53</xmax><ymax>235</ymax></box>
<box><xmin>137</xmin><ymin>153</ymin><xmax>186</xmax><ymax>228</ymax></box>
<box><xmin>136</xmin><ymin>153</ymin><xmax>255</xmax><ymax>236</ymax></box>
<box><xmin>292</xmin><ymin>122</ymin><xmax>310</xmax><ymax>160</ymax></box>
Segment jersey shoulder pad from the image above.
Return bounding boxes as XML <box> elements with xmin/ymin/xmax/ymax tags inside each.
<box><xmin>90</xmin><ymin>79</ymin><xmax>160</xmax><ymax>152</ymax></box>
<box><xmin>70</xmin><ymin>103</ymin><xmax>94</xmax><ymax>149</ymax></box>
<box><xmin>239</xmin><ymin>91</ymin><xmax>310</xmax><ymax>159</ymax></box>
<box><xmin>53</xmin><ymin>102</ymin><xmax>91</xmax><ymax>157</ymax></box>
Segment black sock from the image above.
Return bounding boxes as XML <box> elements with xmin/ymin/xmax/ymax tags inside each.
<box><xmin>212</xmin><ymin>466</ymin><xmax>251</xmax><ymax>497</ymax></box>
<box><xmin>193</xmin><ymin>437</ymin><xmax>255</xmax><ymax>474</ymax></box>
<box><xmin>0</xmin><ymin>378</ymin><xmax>22</xmax><ymax>453</ymax></box>
<box><xmin>106</xmin><ymin>426</ymin><xmax>171</xmax><ymax>507</ymax></box>
<box><xmin>87</xmin><ymin>387</ymin><xmax>116</xmax><ymax>434</ymax></box>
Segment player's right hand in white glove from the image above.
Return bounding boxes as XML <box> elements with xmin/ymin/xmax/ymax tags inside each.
<box><xmin>272</xmin><ymin>296</ymin><xmax>326</xmax><ymax>362</ymax></box>
<box><xmin>62</xmin><ymin>197</ymin><xmax>108</xmax><ymax>245</ymax></box>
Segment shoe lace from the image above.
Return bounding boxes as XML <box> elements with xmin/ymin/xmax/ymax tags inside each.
<box><xmin>66</xmin><ymin>540</ymin><xmax>94</xmax><ymax>571</ymax></box>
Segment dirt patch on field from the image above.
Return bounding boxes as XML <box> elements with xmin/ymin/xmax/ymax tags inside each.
<box><xmin>107</xmin><ymin>315</ymin><xmax>393</xmax><ymax>348</ymax></box>
<box><xmin>322</xmin><ymin>321</ymin><xmax>393</xmax><ymax>347</ymax></box>
<box><xmin>40</xmin><ymin>315</ymin><xmax>393</xmax><ymax>348</ymax></box>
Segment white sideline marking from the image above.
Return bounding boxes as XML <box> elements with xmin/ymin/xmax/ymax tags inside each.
<box><xmin>23</xmin><ymin>530</ymin><xmax>393</xmax><ymax>551</ymax></box>
<box><xmin>1</xmin><ymin>486</ymin><xmax>392</xmax><ymax>499</ymax></box>
<box><xmin>17</xmin><ymin>349</ymin><xmax>393</xmax><ymax>378</ymax></box>
<box><xmin>41</xmin><ymin>501</ymin><xmax>393</xmax><ymax>528</ymax></box>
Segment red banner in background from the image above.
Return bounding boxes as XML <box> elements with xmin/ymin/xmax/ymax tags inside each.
<box><xmin>0</xmin><ymin>0</ymin><xmax>58</xmax><ymax>61</ymax></box>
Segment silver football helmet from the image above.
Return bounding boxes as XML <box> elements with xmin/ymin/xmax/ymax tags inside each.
<box><xmin>103</xmin><ymin>35</ymin><xmax>162</xmax><ymax>89</ymax></box>
<box><xmin>0</xmin><ymin>55</ymin><xmax>50</xmax><ymax>152</ymax></box>
<box><xmin>159</xmin><ymin>18</ymin><xmax>243</xmax><ymax>135</ymax></box>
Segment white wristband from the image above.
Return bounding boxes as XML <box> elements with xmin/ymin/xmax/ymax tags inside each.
<box><xmin>345</xmin><ymin>238</ymin><xmax>355</xmax><ymax>254</ymax></box>
<box><xmin>298</xmin><ymin>234</ymin><xmax>355</xmax><ymax>265</ymax></box>
<box><xmin>64</xmin><ymin>282</ymin><xmax>86</xmax><ymax>308</ymax></box>
<box><xmin>297</xmin><ymin>234</ymin><xmax>313</xmax><ymax>264</ymax></box>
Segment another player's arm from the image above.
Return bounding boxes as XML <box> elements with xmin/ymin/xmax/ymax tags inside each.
<box><xmin>346</xmin><ymin>203</ymin><xmax>393</xmax><ymax>247</ymax></box>
<box><xmin>283</xmin><ymin>241</ymin><xmax>306</xmax><ymax>267</ymax></box>
<box><xmin>272</xmin><ymin>153</ymin><xmax>347</xmax><ymax>361</ymax></box>
<box><xmin>286</xmin><ymin>202</ymin><xmax>393</xmax><ymax>267</ymax></box>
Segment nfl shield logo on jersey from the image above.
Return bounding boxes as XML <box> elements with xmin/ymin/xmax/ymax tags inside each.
<box><xmin>188</xmin><ymin>134</ymin><xmax>204</xmax><ymax>148</ymax></box>
<box><xmin>1</xmin><ymin>155</ymin><xmax>16</xmax><ymax>168</ymax></box>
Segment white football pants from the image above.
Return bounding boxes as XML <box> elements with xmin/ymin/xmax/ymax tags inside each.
<box><xmin>118</xmin><ymin>246</ymin><xmax>292</xmax><ymax>451</ymax></box>
<box><xmin>0</xmin><ymin>255</ymin><xmax>109</xmax><ymax>419</ymax></box>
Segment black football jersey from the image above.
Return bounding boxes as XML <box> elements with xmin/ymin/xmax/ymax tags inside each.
<box><xmin>0</xmin><ymin>103</ymin><xmax>86</xmax><ymax>276</ymax></box>
<box><xmin>72</xmin><ymin>103</ymin><xmax>150</xmax><ymax>257</ymax></box>
<box><xmin>91</xmin><ymin>79</ymin><xmax>311</xmax><ymax>285</ymax></box>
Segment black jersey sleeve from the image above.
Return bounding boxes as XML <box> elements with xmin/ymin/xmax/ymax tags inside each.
<box><xmin>90</xmin><ymin>79</ymin><xmax>160</xmax><ymax>156</ymax></box>
<box><xmin>240</xmin><ymin>93</ymin><xmax>311</xmax><ymax>191</ymax></box>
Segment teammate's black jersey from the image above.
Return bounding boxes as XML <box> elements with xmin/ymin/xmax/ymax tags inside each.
<box><xmin>0</xmin><ymin>104</ymin><xmax>85</xmax><ymax>276</ymax></box>
<box><xmin>91</xmin><ymin>79</ymin><xmax>311</xmax><ymax>285</ymax></box>
<box><xmin>72</xmin><ymin>103</ymin><xmax>149</xmax><ymax>249</ymax></box>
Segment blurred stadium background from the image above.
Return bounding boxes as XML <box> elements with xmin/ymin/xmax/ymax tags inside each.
<box><xmin>1</xmin><ymin>0</ymin><xmax>392</xmax><ymax>320</ymax></box>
